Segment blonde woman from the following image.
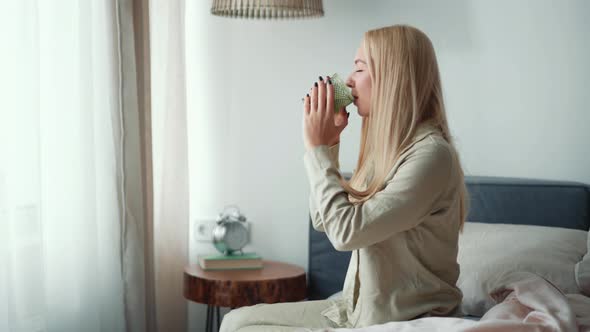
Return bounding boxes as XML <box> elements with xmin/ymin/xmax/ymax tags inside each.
<box><xmin>220</xmin><ymin>24</ymin><xmax>469</xmax><ymax>332</ymax></box>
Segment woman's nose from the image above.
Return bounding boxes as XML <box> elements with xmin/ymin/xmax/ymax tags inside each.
<box><xmin>345</xmin><ymin>74</ymin><xmax>354</xmax><ymax>88</ymax></box>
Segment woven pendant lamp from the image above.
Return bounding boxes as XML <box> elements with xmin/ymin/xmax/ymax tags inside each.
<box><xmin>211</xmin><ymin>0</ymin><xmax>324</xmax><ymax>19</ymax></box>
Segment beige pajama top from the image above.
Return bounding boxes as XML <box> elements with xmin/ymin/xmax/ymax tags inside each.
<box><xmin>303</xmin><ymin>121</ymin><xmax>464</xmax><ymax>328</ymax></box>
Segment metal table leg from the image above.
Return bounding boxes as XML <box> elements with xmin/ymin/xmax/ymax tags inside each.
<box><xmin>216</xmin><ymin>306</ymin><xmax>220</xmax><ymax>331</ymax></box>
<box><xmin>206</xmin><ymin>305</ymin><xmax>212</xmax><ymax>332</ymax></box>
<box><xmin>206</xmin><ymin>304</ymin><xmax>220</xmax><ymax>332</ymax></box>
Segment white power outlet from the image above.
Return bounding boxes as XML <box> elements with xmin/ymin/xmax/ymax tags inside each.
<box><xmin>193</xmin><ymin>218</ymin><xmax>252</xmax><ymax>243</ymax></box>
<box><xmin>194</xmin><ymin>218</ymin><xmax>217</xmax><ymax>242</ymax></box>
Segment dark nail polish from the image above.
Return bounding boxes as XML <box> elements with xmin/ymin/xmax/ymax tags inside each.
<box><xmin>314</xmin><ymin>82</ymin><xmax>318</xmax><ymax>87</ymax></box>
<box><xmin>347</xmin><ymin>113</ymin><xmax>350</xmax><ymax>118</ymax></box>
<box><xmin>319</xmin><ymin>76</ymin><xmax>323</xmax><ymax>81</ymax></box>
<box><xmin>307</xmin><ymin>94</ymin><xmax>310</xmax><ymax>97</ymax></box>
<box><xmin>328</xmin><ymin>79</ymin><xmax>332</xmax><ymax>85</ymax></box>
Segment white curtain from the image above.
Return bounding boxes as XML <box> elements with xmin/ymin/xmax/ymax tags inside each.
<box><xmin>149</xmin><ymin>0</ymin><xmax>189</xmax><ymax>330</ymax></box>
<box><xmin>0</xmin><ymin>0</ymin><xmax>153</xmax><ymax>331</ymax></box>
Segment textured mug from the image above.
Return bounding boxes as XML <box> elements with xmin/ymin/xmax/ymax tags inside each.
<box><xmin>330</xmin><ymin>73</ymin><xmax>354</xmax><ymax>113</ymax></box>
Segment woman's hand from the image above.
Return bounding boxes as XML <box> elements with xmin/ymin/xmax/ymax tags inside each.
<box><xmin>302</xmin><ymin>76</ymin><xmax>349</xmax><ymax>151</ymax></box>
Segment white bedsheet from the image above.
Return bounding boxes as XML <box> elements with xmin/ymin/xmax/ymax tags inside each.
<box><xmin>308</xmin><ymin>271</ymin><xmax>590</xmax><ymax>332</ymax></box>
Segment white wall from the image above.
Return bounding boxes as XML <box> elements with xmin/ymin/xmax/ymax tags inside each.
<box><xmin>185</xmin><ymin>1</ymin><xmax>590</xmax><ymax>330</ymax></box>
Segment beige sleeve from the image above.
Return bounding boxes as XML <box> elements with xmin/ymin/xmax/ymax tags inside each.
<box><xmin>304</xmin><ymin>141</ymin><xmax>452</xmax><ymax>251</ymax></box>
<box><xmin>309</xmin><ymin>142</ymin><xmax>340</xmax><ymax>233</ymax></box>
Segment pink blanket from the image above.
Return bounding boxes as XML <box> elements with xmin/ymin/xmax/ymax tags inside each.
<box><xmin>313</xmin><ymin>272</ymin><xmax>590</xmax><ymax>332</ymax></box>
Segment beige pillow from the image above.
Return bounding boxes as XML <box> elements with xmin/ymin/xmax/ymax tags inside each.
<box><xmin>575</xmin><ymin>230</ymin><xmax>590</xmax><ymax>296</ymax></box>
<box><xmin>457</xmin><ymin>222</ymin><xmax>587</xmax><ymax>316</ymax></box>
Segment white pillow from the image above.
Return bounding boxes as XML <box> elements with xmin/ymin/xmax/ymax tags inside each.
<box><xmin>328</xmin><ymin>291</ymin><xmax>342</xmax><ymax>300</ymax></box>
<box><xmin>575</xmin><ymin>230</ymin><xmax>590</xmax><ymax>296</ymax></box>
<box><xmin>457</xmin><ymin>222</ymin><xmax>588</xmax><ymax>316</ymax></box>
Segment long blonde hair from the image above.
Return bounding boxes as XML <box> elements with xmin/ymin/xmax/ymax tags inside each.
<box><xmin>337</xmin><ymin>24</ymin><xmax>469</xmax><ymax>232</ymax></box>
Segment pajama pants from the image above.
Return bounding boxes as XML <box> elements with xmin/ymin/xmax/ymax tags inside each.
<box><xmin>219</xmin><ymin>299</ymin><xmax>340</xmax><ymax>332</ymax></box>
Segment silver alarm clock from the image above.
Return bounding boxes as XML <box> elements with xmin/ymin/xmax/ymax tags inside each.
<box><xmin>212</xmin><ymin>205</ymin><xmax>250</xmax><ymax>255</ymax></box>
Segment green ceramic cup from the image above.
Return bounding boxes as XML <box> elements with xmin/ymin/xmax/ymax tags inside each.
<box><xmin>330</xmin><ymin>73</ymin><xmax>354</xmax><ymax>113</ymax></box>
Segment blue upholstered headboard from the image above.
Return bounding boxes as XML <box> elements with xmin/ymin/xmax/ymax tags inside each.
<box><xmin>307</xmin><ymin>175</ymin><xmax>590</xmax><ymax>300</ymax></box>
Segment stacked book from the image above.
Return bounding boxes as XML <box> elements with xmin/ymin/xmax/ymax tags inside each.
<box><xmin>197</xmin><ymin>252</ymin><xmax>263</xmax><ymax>271</ymax></box>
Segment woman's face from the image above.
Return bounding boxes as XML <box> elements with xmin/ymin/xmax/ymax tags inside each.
<box><xmin>346</xmin><ymin>41</ymin><xmax>372</xmax><ymax>117</ymax></box>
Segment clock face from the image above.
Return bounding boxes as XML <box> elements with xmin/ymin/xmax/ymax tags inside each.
<box><xmin>226</xmin><ymin>223</ymin><xmax>248</xmax><ymax>250</ymax></box>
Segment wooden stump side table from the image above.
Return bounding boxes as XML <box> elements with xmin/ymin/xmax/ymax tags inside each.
<box><xmin>184</xmin><ymin>260</ymin><xmax>307</xmax><ymax>332</ymax></box>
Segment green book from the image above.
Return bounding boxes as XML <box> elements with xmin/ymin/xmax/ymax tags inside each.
<box><xmin>198</xmin><ymin>252</ymin><xmax>263</xmax><ymax>270</ymax></box>
<box><xmin>199</xmin><ymin>252</ymin><xmax>261</xmax><ymax>261</ymax></box>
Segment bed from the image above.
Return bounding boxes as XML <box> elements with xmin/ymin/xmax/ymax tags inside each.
<box><xmin>307</xmin><ymin>175</ymin><xmax>590</xmax><ymax>330</ymax></box>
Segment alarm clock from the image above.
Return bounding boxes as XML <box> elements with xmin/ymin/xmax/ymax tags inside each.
<box><xmin>212</xmin><ymin>205</ymin><xmax>250</xmax><ymax>255</ymax></box>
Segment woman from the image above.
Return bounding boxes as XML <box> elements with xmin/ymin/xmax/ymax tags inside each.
<box><xmin>220</xmin><ymin>24</ymin><xmax>469</xmax><ymax>332</ymax></box>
